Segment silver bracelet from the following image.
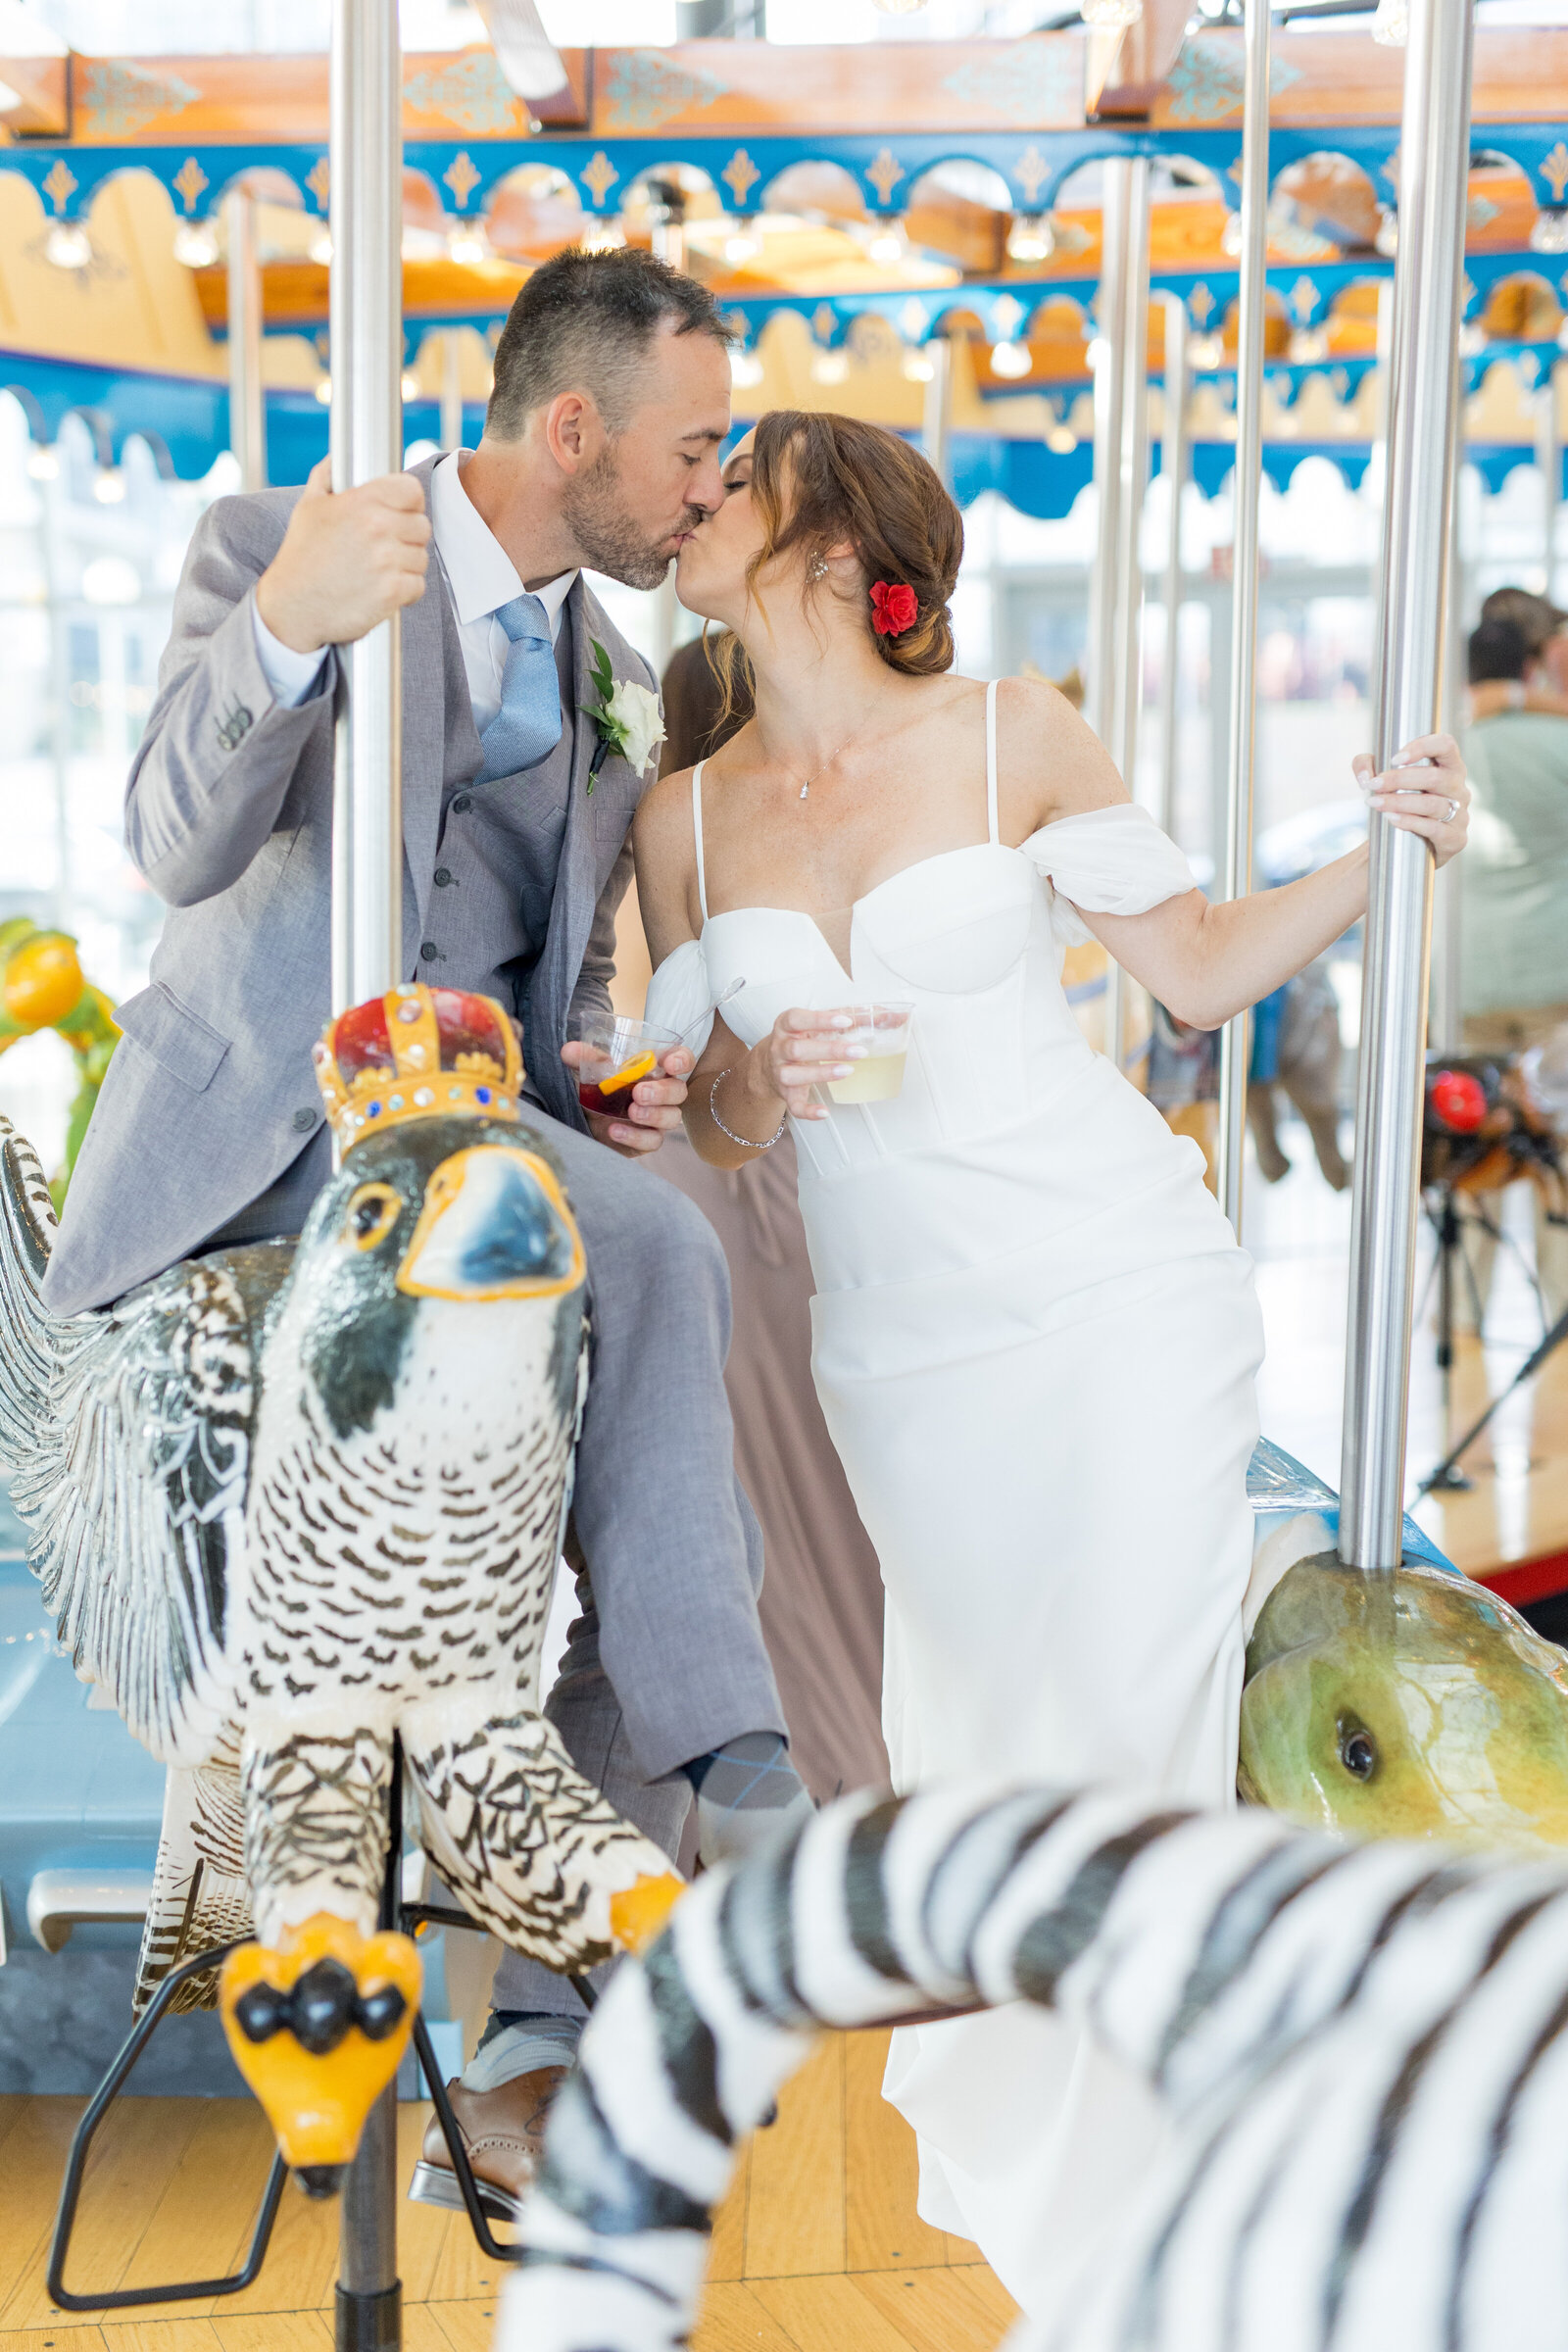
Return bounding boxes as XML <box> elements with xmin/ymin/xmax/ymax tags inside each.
<box><xmin>710</xmin><ymin>1066</ymin><xmax>787</xmax><ymax>1152</ymax></box>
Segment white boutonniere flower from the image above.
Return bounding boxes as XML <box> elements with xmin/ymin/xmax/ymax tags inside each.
<box><xmin>586</xmin><ymin>640</ymin><xmax>665</xmax><ymax>793</ymax></box>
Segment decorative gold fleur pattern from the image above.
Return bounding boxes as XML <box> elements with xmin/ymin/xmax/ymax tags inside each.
<box><xmin>580</xmin><ymin>151</ymin><xmax>619</xmax><ymax>210</ymax></box>
<box><xmin>306</xmin><ymin>157</ymin><xmax>330</xmax><ymax>213</ymax></box>
<box><xmin>1543</xmin><ymin>141</ymin><xmax>1568</xmax><ymax>206</ymax></box>
<box><xmin>1013</xmin><ymin>145</ymin><xmax>1052</xmax><ymax>207</ymax></box>
<box><xmin>172</xmin><ymin>157</ymin><xmax>209</xmax><ymax>216</ymax></box>
<box><xmin>864</xmin><ymin>149</ymin><xmax>906</xmax><ymax>208</ymax></box>
<box><xmin>721</xmin><ymin>148</ymin><xmax>760</xmax><ymax>208</ymax></box>
<box><xmin>443</xmin><ymin>151</ymin><xmax>482</xmax><ymax>212</ymax></box>
<box><xmin>41</xmin><ymin>159</ymin><xmax>76</xmax><ymax>216</ymax></box>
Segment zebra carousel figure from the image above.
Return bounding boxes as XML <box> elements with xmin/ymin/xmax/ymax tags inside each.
<box><xmin>0</xmin><ymin>981</ymin><xmax>683</xmax><ymax>2189</ymax></box>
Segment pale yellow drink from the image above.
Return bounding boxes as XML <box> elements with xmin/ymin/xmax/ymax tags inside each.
<box><xmin>826</xmin><ymin>1053</ymin><xmax>908</xmax><ymax>1103</ymax></box>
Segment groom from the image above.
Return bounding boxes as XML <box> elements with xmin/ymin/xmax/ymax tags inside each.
<box><xmin>46</xmin><ymin>248</ymin><xmax>809</xmax><ymax>2208</ymax></box>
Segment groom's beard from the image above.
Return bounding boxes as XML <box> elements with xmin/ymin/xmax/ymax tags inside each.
<box><xmin>562</xmin><ymin>449</ymin><xmax>704</xmax><ymax>592</ymax></box>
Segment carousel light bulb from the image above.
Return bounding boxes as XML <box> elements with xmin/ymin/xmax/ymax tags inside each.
<box><xmin>315</xmin><ymin>376</ymin><xmax>333</xmax><ymax>406</ymax></box>
<box><xmin>580</xmin><ymin>220</ymin><xmax>624</xmax><ymax>252</ymax></box>
<box><xmin>92</xmin><ymin>467</ymin><xmax>125</xmax><ymax>505</ymax></box>
<box><xmin>1007</xmin><ymin>214</ymin><xmax>1055</xmax><ymax>266</ymax></box>
<box><xmin>1221</xmin><ymin>210</ymin><xmax>1245</xmax><ymax>258</ymax></box>
<box><xmin>810</xmin><ymin>349</ymin><xmax>851</xmax><ymax>385</ymax></box>
<box><xmin>1190</xmin><ymin>333</ymin><xmax>1223</xmax><ymax>368</ymax></box>
<box><xmin>310</xmin><ymin>229</ymin><xmax>333</xmax><ymax>266</ymax></box>
<box><xmin>990</xmin><ymin>340</ymin><xmax>1034</xmax><ymax>379</ymax></box>
<box><xmin>27</xmin><ymin>446</ymin><xmax>59</xmax><ymax>480</ymax></box>
<box><xmin>1047</xmin><ymin>422</ymin><xmax>1077</xmax><ymax>455</ymax></box>
<box><xmin>724</xmin><ymin>220</ymin><xmax>761</xmax><ymax>265</ymax></box>
<box><xmin>868</xmin><ymin>227</ymin><xmax>906</xmax><ymax>267</ymax></box>
<box><xmin>1374</xmin><ymin>208</ymin><xmax>1398</xmax><ymax>257</ymax></box>
<box><xmin>1531</xmin><ymin>208</ymin><xmax>1568</xmax><ymax>255</ymax></box>
<box><xmin>1086</xmin><ymin>335</ymin><xmax>1109</xmax><ymax>370</ymax></box>
<box><xmin>1081</xmin><ymin>0</ymin><xmax>1143</xmax><ymax>26</ymax></box>
<box><xmin>1289</xmin><ymin>327</ymin><xmax>1330</xmax><ymax>365</ymax></box>
<box><xmin>448</xmin><ymin>224</ymin><xmax>487</xmax><ymax>266</ymax></box>
<box><xmin>730</xmin><ymin>349</ymin><xmax>764</xmax><ymax>388</ymax></box>
<box><xmin>902</xmin><ymin>350</ymin><xmax>935</xmax><ymax>383</ymax></box>
<box><xmin>172</xmin><ymin>219</ymin><xmax>220</xmax><ymax>269</ymax></box>
<box><xmin>45</xmin><ymin>220</ymin><xmax>91</xmax><ymax>270</ymax></box>
<box><xmin>401</xmin><ymin>371</ymin><xmax>421</xmax><ymax>402</ymax></box>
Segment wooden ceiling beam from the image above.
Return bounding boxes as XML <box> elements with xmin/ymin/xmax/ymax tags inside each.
<box><xmin>1087</xmin><ymin>0</ymin><xmax>1196</xmax><ymax>122</ymax></box>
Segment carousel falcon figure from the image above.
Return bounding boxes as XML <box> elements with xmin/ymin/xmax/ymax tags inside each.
<box><xmin>0</xmin><ymin>986</ymin><xmax>684</xmax><ymax>2183</ymax></box>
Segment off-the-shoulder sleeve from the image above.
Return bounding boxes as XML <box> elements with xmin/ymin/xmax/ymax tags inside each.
<box><xmin>644</xmin><ymin>939</ymin><xmax>713</xmax><ymax>1057</ymax></box>
<box><xmin>1020</xmin><ymin>802</ymin><xmax>1200</xmax><ymax>947</ymax></box>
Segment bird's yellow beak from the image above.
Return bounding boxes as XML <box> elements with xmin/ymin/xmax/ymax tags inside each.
<box><xmin>397</xmin><ymin>1147</ymin><xmax>585</xmax><ymax>1302</ymax></box>
<box><xmin>220</xmin><ymin>1917</ymin><xmax>421</xmax><ymax>2196</ymax></box>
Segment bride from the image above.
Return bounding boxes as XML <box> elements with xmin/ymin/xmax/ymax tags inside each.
<box><xmin>634</xmin><ymin>411</ymin><xmax>1469</xmax><ymax>2318</ymax></box>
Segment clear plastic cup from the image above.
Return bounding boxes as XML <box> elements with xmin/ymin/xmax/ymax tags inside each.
<box><xmin>812</xmin><ymin>1000</ymin><xmax>914</xmax><ymax>1104</ymax></box>
<box><xmin>569</xmin><ymin>1013</ymin><xmax>681</xmax><ymax>1118</ymax></box>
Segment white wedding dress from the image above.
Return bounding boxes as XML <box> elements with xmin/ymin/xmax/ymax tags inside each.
<box><xmin>646</xmin><ymin>680</ymin><xmax>1263</xmax><ymax>2320</ymax></box>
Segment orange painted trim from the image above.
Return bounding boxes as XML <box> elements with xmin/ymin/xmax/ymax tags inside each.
<box><xmin>0</xmin><ymin>57</ymin><xmax>69</xmax><ymax>139</ymax></box>
<box><xmin>57</xmin><ymin>48</ymin><xmax>588</xmax><ymax>147</ymax></box>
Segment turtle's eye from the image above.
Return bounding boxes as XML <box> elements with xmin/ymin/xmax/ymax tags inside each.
<box><xmin>344</xmin><ymin>1183</ymin><xmax>401</xmax><ymax>1251</ymax></box>
<box><xmin>1338</xmin><ymin>1718</ymin><xmax>1378</xmax><ymax>1782</ymax></box>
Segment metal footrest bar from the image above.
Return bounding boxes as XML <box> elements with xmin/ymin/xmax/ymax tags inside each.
<box><xmin>412</xmin><ymin>2011</ymin><xmax>517</xmax><ymax>2265</ymax></box>
<box><xmin>47</xmin><ymin>1937</ymin><xmax>288</xmax><ymax>2313</ymax></box>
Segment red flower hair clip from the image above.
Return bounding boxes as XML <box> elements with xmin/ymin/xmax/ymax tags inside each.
<box><xmin>870</xmin><ymin>580</ymin><xmax>919</xmax><ymax>638</ymax></box>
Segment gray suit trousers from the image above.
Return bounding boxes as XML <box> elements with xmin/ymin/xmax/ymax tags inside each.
<box><xmin>491</xmin><ymin>1114</ymin><xmax>783</xmax><ymax>2023</ymax></box>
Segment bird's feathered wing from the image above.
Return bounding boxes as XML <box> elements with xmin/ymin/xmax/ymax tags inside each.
<box><xmin>0</xmin><ymin>1115</ymin><xmax>254</xmax><ymax>1763</ymax></box>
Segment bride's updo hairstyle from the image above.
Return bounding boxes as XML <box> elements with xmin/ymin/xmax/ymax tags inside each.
<box><xmin>743</xmin><ymin>410</ymin><xmax>964</xmax><ymax>676</ymax></box>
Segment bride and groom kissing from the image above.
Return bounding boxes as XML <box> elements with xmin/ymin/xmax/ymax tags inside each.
<box><xmin>47</xmin><ymin>240</ymin><xmax>1471</xmax><ymax>2316</ymax></box>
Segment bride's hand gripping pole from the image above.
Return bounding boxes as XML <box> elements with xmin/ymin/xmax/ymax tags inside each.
<box><xmin>1339</xmin><ymin>0</ymin><xmax>1475</xmax><ymax>1570</ymax></box>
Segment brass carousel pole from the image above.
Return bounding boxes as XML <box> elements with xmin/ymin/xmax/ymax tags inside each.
<box><xmin>329</xmin><ymin>1</ymin><xmax>405</xmax><ymax>2344</ymax></box>
<box><xmin>1339</xmin><ymin>0</ymin><xmax>1475</xmax><ymax>1569</ymax></box>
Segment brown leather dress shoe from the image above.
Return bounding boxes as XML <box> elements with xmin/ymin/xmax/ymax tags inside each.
<box><xmin>408</xmin><ymin>2065</ymin><xmax>568</xmax><ymax>2225</ymax></box>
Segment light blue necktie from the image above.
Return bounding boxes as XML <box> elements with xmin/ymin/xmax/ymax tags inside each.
<box><xmin>476</xmin><ymin>592</ymin><xmax>563</xmax><ymax>783</ymax></box>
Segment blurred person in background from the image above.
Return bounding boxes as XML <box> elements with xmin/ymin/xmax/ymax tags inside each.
<box><xmin>646</xmin><ymin>631</ymin><xmax>889</xmax><ymax>1802</ymax></box>
<box><xmin>1453</xmin><ymin>609</ymin><xmax>1568</xmax><ymax>1327</ymax></box>
<box><xmin>1461</xmin><ymin>611</ymin><xmax>1568</xmax><ymax>1054</ymax></box>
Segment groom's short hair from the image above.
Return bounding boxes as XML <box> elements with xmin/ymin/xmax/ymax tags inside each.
<box><xmin>487</xmin><ymin>247</ymin><xmax>734</xmax><ymax>440</ymax></box>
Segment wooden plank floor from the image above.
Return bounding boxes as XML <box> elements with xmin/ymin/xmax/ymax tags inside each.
<box><xmin>0</xmin><ymin>2033</ymin><xmax>1019</xmax><ymax>2352</ymax></box>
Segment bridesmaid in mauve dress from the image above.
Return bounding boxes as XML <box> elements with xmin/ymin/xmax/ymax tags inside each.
<box><xmin>628</xmin><ymin>633</ymin><xmax>889</xmax><ymax>1801</ymax></box>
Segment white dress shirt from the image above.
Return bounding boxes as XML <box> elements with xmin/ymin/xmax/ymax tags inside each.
<box><xmin>251</xmin><ymin>449</ymin><xmax>577</xmax><ymax>731</ymax></box>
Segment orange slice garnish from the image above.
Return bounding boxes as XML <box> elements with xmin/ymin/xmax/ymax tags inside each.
<box><xmin>598</xmin><ymin>1050</ymin><xmax>657</xmax><ymax>1096</ymax></box>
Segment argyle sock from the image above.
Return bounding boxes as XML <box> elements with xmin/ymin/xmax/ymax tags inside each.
<box><xmin>683</xmin><ymin>1731</ymin><xmax>816</xmax><ymax>1868</ymax></box>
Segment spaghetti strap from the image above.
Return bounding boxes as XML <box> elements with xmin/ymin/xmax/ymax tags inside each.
<box><xmin>984</xmin><ymin>678</ymin><xmax>1001</xmax><ymax>845</ymax></box>
<box><xmin>691</xmin><ymin>759</ymin><xmax>710</xmax><ymax>925</ymax></box>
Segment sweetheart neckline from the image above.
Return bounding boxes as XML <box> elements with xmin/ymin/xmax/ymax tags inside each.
<box><xmin>700</xmin><ymin>838</ymin><xmax>1027</xmax><ymax>939</ymax></box>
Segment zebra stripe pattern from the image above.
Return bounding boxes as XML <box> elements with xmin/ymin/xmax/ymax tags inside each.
<box><xmin>498</xmin><ymin>1785</ymin><xmax>1568</xmax><ymax>2352</ymax></box>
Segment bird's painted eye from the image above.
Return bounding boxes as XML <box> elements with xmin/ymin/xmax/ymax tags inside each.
<box><xmin>344</xmin><ymin>1183</ymin><xmax>400</xmax><ymax>1251</ymax></box>
<box><xmin>1338</xmin><ymin>1719</ymin><xmax>1378</xmax><ymax>1782</ymax></box>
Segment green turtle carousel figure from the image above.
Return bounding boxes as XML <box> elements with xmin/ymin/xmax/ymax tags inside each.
<box><xmin>0</xmin><ymin>982</ymin><xmax>684</xmax><ymax>2190</ymax></box>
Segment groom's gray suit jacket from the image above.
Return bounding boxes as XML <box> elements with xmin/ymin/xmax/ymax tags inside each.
<box><xmin>44</xmin><ymin>456</ymin><xmax>652</xmax><ymax>1318</ymax></box>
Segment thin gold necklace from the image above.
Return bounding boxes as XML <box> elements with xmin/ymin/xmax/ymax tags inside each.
<box><xmin>768</xmin><ymin>719</ymin><xmax>873</xmax><ymax>804</ymax></box>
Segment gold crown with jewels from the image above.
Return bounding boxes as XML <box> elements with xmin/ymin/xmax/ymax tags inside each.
<box><xmin>313</xmin><ymin>984</ymin><xmax>524</xmax><ymax>1155</ymax></box>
